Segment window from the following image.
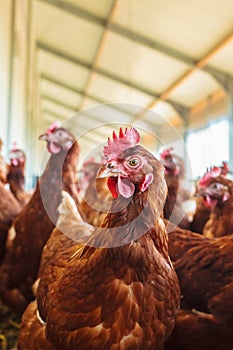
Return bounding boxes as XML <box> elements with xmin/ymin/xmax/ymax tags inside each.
<box><xmin>186</xmin><ymin>118</ymin><xmax>230</xmax><ymax>179</ymax></box>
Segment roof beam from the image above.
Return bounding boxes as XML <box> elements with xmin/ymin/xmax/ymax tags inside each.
<box><xmin>42</xmin><ymin>108</ymin><xmax>67</xmax><ymax>121</ymax></box>
<box><xmin>41</xmin><ymin>73</ymin><xmax>88</xmax><ymax>97</ymax></box>
<box><xmin>203</xmin><ymin>69</ymin><xmax>233</xmax><ymax>93</ymax></box>
<box><xmin>41</xmin><ymin>74</ymin><xmax>181</xmax><ymax>129</ymax></box>
<box><xmin>38</xmin><ymin>41</ymin><xmax>157</xmax><ymax>96</ymax></box>
<box><xmin>38</xmin><ymin>42</ymin><xmax>188</xmax><ymax>112</ymax></box>
<box><xmin>79</xmin><ymin>0</ymin><xmax>120</xmax><ymax>110</ymax></box>
<box><xmin>42</xmin><ymin>94</ymin><xmax>77</xmax><ymax>112</ymax></box>
<box><xmin>134</xmin><ymin>32</ymin><xmax>233</xmax><ymax>122</ymax></box>
<box><xmin>36</xmin><ymin>0</ymin><xmax>232</xmax><ymax>81</ymax></box>
<box><xmin>36</xmin><ymin>0</ymin><xmax>106</xmax><ymax>26</ymax></box>
<box><xmin>41</xmin><ymin>73</ymin><xmax>135</xmax><ymax>113</ymax></box>
<box><xmin>41</xmin><ymin>74</ymin><xmax>135</xmax><ymax>122</ymax></box>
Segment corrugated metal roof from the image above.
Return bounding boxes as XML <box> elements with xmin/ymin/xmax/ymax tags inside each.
<box><xmin>33</xmin><ymin>0</ymin><xmax>233</xmax><ymax>151</ymax></box>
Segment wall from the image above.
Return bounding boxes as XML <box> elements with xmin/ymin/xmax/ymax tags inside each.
<box><xmin>0</xmin><ymin>0</ymin><xmax>12</xmax><ymax>152</ymax></box>
<box><xmin>0</xmin><ymin>0</ymin><xmax>40</xmax><ymax>187</ymax></box>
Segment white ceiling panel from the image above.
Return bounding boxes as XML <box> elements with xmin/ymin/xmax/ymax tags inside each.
<box><xmin>61</xmin><ymin>0</ymin><xmax>114</xmax><ymax>19</ymax></box>
<box><xmin>40</xmin><ymin>80</ymin><xmax>82</xmax><ymax>108</ymax></box>
<box><xmin>139</xmin><ymin>103</ymin><xmax>180</xmax><ymax>127</ymax></box>
<box><xmin>31</xmin><ymin>0</ymin><xmax>233</xmax><ymax>161</ymax></box>
<box><xmin>169</xmin><ymin>70</ymin><xmax>221</xmax><ymax>107</ymax></box>
<box><xmin>80</xmin><ymin>103</ymin><xmax>134</xmax><ymax>126</ymax></box>
<box><xmin>38</xmin><ymin>50</ymin><xmax>89</xmax><ymax>90</ymax></box>
<box><xmin>151</xmin><ymin>102</ymin><xmax>181</xmax><ymax>123</ymax></box>
<box><xmin>99</xmin><ymin>31</ymin><xmax>190</xmax><ymax>93</ymax></box>
<box><xmin>33</xmin><ymin>1</ymin><xmax>103</xmax><ymax>63</ymax></box>
<box><xmin>113</xmin><ymin>0</ymin><xmax>233</xmax><ymax>59</ymax></box>
<box><xmin>82</xmin><ymin>97</ymin><xmax>102</xmax><ymax>110</ymax></box>
<box><xmin>208</xmin><ymin>39</ymin><xmax>233</xmax><ymax>75</ymax></box>
<box><xmin>41</xmin><ymin>99</ymin><xmax>75</xmax><ymax>119</ymax></box>
<box><xmin>88</xmin><ymin>73</ymin><xmax>153</xmax><ymax>106</ymax></box>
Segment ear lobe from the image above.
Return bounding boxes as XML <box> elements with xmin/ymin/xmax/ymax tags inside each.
<box><xmin>139</xmin><ymin>173</ymin><xmax>154</xmax><ymax>192</ymax></box>
<box><xmin>65</xmin><ymin>140</ymin><xmax>73</xmax><ymax>150</ymax></box>
<box><xmin>223</xmin><ymin>191</ymin><xmax>230</xmax><ymax>202</ymax></box>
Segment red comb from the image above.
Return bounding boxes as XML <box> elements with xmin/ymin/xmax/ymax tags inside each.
<box><xmin>103</xmin><ymin>127</ymin><xmax>140</xmax><ymax>160</ymax></box>
<box><xmin>221</xmin><ymin>161</ymin><xmax>229</xmax><ymax>176</ymax></box>
<box><xmin>46</xmin><ymin>121</ymin><xmax>61</xmax><ymax>134</ymax></box>
<box><xmin>160</xmin><ymin>147</ymin><xmax>173</xmax><ymax>159</ymax></box>
<box><xmin>199</xmin><ymin>166</ymin><xmax>222</xmax><ymax>185</ymax></box>
<box><xmin>11</xmin><ymin>142</ymin><xmax>18</xmax><ymax>151</ymax></box>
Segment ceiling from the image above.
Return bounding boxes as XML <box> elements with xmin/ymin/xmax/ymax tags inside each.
<box><xmin>32</xmin><ymin>0</ymin><xmax>233</xmax><ymax>155</ymax></box>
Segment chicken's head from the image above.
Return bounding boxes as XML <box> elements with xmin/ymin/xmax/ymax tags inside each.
<box><xmin>160</xmin><ymin>148</ymin><xmax>185</xmax><ymax>179</ymax></box>
<box><xmin>77</xmin><ymin>158</ymin><xmax>101</xmax><ymax>193</ymax></box>
<box><xmin>98</xmin><ymin>127</ymin><xmax>166</xmax><ymax>201</ymax></box>
<box><xmin>196</xmin><ymin>167</ymin><xmax>231</xmax><ymax>208</ymax></box>
<box><xmin>220</xmin><ymin>161</ymin><xmax>230</xmax><ymax>176</ymax></box>
<box><xmin>9</xmin><ymin>143</ymin><xmax>26</xmax><ymax>167</ymax></box>
<box><xmin>39</xmin><ymin>121</ymin><xmax>75</xmax><ymax>154</ymax></box>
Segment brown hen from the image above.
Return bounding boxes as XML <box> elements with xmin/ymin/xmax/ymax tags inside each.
<box><xmin>195</xmin><ymin>167</ymin><xmax>233</xmax><ymax>238</ymax></box>
<box><xmin>0</xmin><ymin>140</ymin><xmax>21</xmax><ymax>263</ymax></box>
<box><xmin>7</xmin><ymin>146</ymin><xmax>32</xmax><ymax>208</ymax></box>
<box><xmin>0</xmin><ymin>181</ymin><xmax>21</xmax><ymax>264</ymax></box>
<box><xmin>78</xmin><ymin>158</ymin><xmax>113</xmax><ymax>227</ymax></box>
<box><xmin>167</xmin><ymin>223</ymin><xmax>233</xmax><ymax>349</ymax></box>
<box><xmin>0</xmin><ymin>122</ymin><xmax>80</xmax><ymax>314</ymax></box>
<box><xmin>0</xmin><ymin>138</ymin><xmax>7</xmax><ymax>183</ymax></box>
<box><xmin>165</xmin><ymin>309</ymin><xmax>233</xmax><ymax>350</ymax></box>
<box><xmin>190</xmin><ymin>163</ymin><xmax>231</xmax><ymax>234</ymax></box>
<box><xmin>18</xmin><ymin>127</ymin><xmax>180</xmax><ymax>350</ymax></box>
<box><xmin>160</xmin><ymin>148</ymin><xmax>190</xmax><ymax>229</ymax></box>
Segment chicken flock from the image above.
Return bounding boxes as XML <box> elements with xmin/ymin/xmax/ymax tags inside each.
<box><xmin>0</xmin><ymin>122</ymin><xmax>232</xmax><ymax>350</ymax></box>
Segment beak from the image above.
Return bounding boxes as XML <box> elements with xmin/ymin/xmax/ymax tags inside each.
<box><xmin>193</xmin><ymin>188</ymin><xmax>200</xmax><ymax>197</ymax></box>
<box><xmin>194</xmin><ymin>186</ymin><xmax>205</xmax><ymax>197</ymax></box>
<box><xmin>39</xmin><ymin>133</ymin><xmax>50</xmax><ymax>141</ymax></box>
<box><xmin>97</xmin><ymin>166</ymin><xmax>119</xmax><ymax>179</ymax></box>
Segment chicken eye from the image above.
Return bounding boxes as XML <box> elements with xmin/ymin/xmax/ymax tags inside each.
<box><xmin>212</xmin><ymin>183</ymin><xmax>222</xmax><ymax>189</ymax></box>
<box><xmin>127</xmin><ymin>158</ymin><xmax>139</xmax><ymax>168</ymax></box>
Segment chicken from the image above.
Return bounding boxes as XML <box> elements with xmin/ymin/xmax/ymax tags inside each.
<box><xmin>219</xmin><ymin>160</ymin><xmax>230</xmax><ymax>176</ymax></box>
<box><xmin>165</xmin><ymin>309</ymin><xmax>233</xmax><ymax>350</ymax></box>
<box><xmin>78</xmin><ymin>158</ymin><xmax>113</xmax><ymax>226</ymax></box>
<box><xmin>0</xmin><ymin>138</ymin><xmax>7</xmax><ymax>183</ymax></box>
<box><xmin>168</xmin><ymin>224</ymin><xmax>233</xmax><ymax>319</ymax></box>
<box><xmin>33</xmin><ymin>190</ymin><xmax>94</xmax><ymax>297</ymax></box>
<box><xmin>0</xmin><ymin>122</ymin><xmax>80</xmax><ymax>314</ymax></box>
<box><xmin>195</xmin><ymin>166</ymin><xmax>233</xmax><ymax>238</ymax></box>
<box><xmin>7</xmin><ymin>145</ymin><xmax>31</xmax><ymax>208</ymax></box>
<box><xmin>0</xmin><ymin>181</ymin><xmax>21</xmax><ymax>264</ymax></box>
<box><xmin>189</xmin><ymin>196</ymin><xmax>210</xmax><ymax>233</ymax></box>
<box><xmin>166</xmin><ymin>224</ymin><xmax>233</xmax><ymax>349</ymax></box>
<box><xmin>18</xmin><ymin>127</ymin><xmax>180</xmax><ymax>350</ymax></box>
<box><xmin>0</xmin><ymin>140</ymin><xmax>21</xmax><ymax>264</ymax></box>
<box><xmin>160</xmin><ymin>148</ymin><xmax>190</xmax><ymax>230</ymax></box>
<box><xmin>190</xmin><ymin>162</ymin><xmax>230</xmax><ymax>234</ymax></box>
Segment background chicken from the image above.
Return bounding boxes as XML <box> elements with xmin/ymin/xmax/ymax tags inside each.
<box><xmin>32</xmin><ymin>190</ymin><xmax>94</xmax><ymax>297</ymax></box>
<box><xmin>160</xmin><ymin>148</ymin><xmax>190</xmax><ymax>229</ymax></box>
<box><xmin>190</xmin><ymin>162</ymin><xmax>230</xmax><ymax>234</ymax></box>
<box><xmin>0</xmin><ymin>139</ymin><xmax>21</xmax><ymax>264</ymax></box>
<box><xmin>0</xmin><ymin>122</ymin><xmax>80</xmax><ymax>314</ymax></box>
<box><xmin>18</xmin><ymin>127</ymin><xmax>180</xmax><ymax>350</ymax></box>
<box><xmin>0</xmin><ymin>181</ymin><xmax>21</xmax><ymax>265</ymax></box>
<box><xmin>195</xmin><ymin>166</ymin><xmax>233</xmax><ymax>238</ymax></box>
<box><xmin>165</xmin><ymin>309</ymin><xmax>233</xmax><ymax>350</ymax></box>
<box><xmin>6</xmin><ymin>144</ymin><xmax>32</xmax><ymax>208</ymax></box>
<box><xmin>0</xmin><ymin>138</ymin><xmax>7</xmax><ymax>184</ymax></box>
<box><xmin>166</xmin><ymin>223</ymin><xmax>233</xmax><ymax>349</ymax></box>
<box><xmin>78</xmin><ymin>157</ymin><xmax>113</xmax><ymax>227</ymax></box>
